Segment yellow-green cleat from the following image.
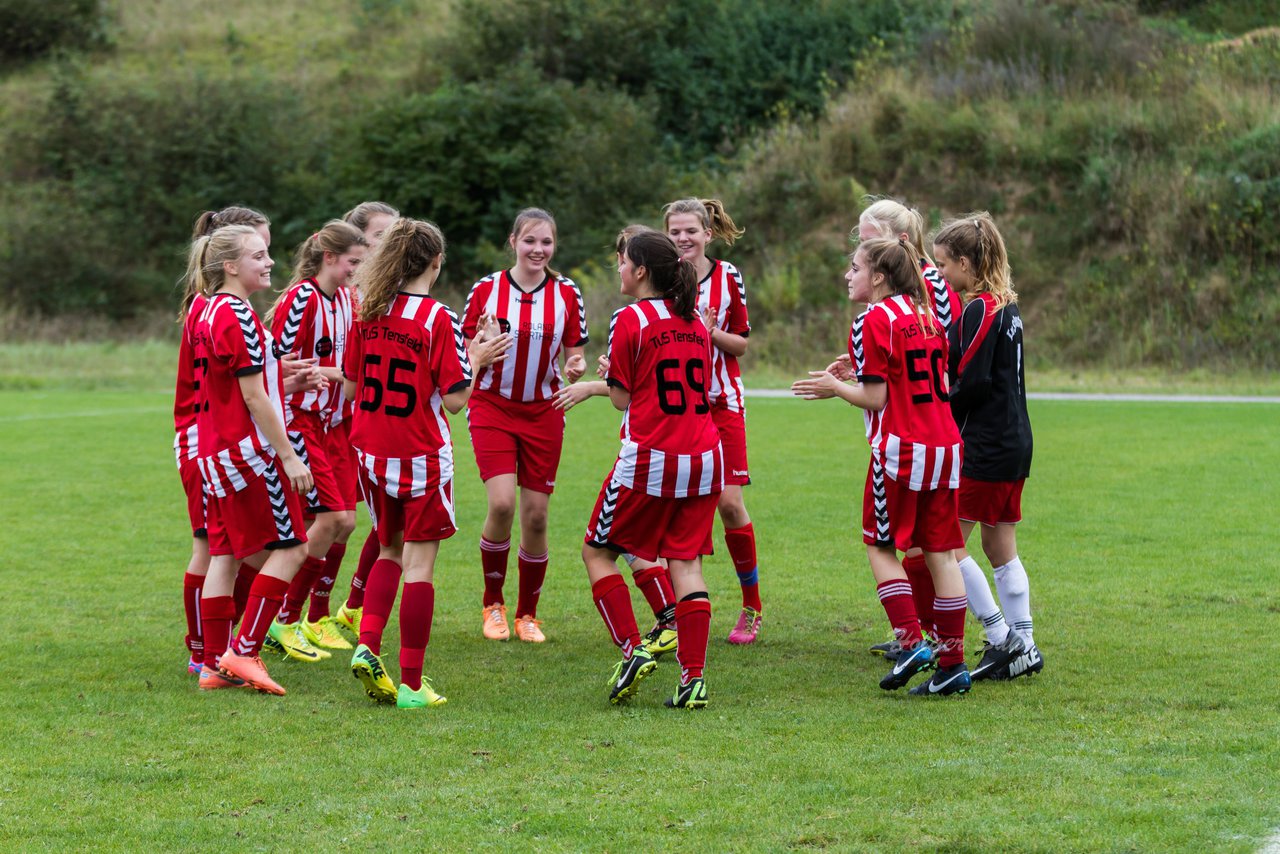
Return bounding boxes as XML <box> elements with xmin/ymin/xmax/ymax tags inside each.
<box><xmin>397</xmin><ymin>678</ymin><xmax>447</xmax><ymax>709</ymax></box>
<box><xmin>267</xmin><ymin>619</ymin><xmax>329</xmax><ymax>662</ymax></box>
<box><xmin>640</xmin><ymin>624</ymin><xmax>678</xmax><ymax>659</ymax></box>
<box><xmin>351</xmin><ymin>644</ymin><xmax>397</xmax><ymax>704</ymax></box>
<box><xmin>334</xmin><ymin>600</ymin><xmax>363</xmax><ymax>637</ymax></box>
<box><xmin>302</xmin><ymin>616</ymin><xmax>353</xmax><ymax>650</ymax></box>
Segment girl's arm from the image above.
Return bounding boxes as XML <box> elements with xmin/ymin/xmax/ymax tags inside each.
<box><xmin>607</xmin><ymin>385</ymin><xmax>631</xmax><ymax>411</ymax></box>
<box><xmin>563</xmin><ymin>346</ymin><xmax>587</xmax><ymax>382</ymax></box>
<box><xmin>701</xmin><ymin>307</ymin><xmax>748</xmax><ymax>357</ymax></box>
<box><xmin>551</xmin><ymin>378</ymin><xmax>607</xmax><ymax>411</ymax></box>
<box><xmin>238</xmin><ymin>374</ymin><xmax>313</xmax><ymax>493</ymax></box>
<box><xmin>791</xmin><ymin>370</ymin><xmax>886</xmax><ymax>411</ymax></box>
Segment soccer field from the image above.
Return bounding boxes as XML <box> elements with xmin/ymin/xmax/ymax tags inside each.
<box><xmin>1</xmin><ymin>390</ymin><xmax>1277</xmax><ymax>851</ymax></box>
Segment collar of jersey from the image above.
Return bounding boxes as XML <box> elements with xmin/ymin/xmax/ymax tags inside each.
<box><xmin>505</xmin><ymin>269</ymin><xmax>551</xmax><ymax>296</ymax></box>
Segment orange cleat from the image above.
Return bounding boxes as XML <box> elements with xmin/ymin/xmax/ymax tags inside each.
<box><xmin>197</xmin><ymin>665</ymin><xmax>249</xmax><ymax>690</ymax></box>
<box><xmin>482</xmin><ymin>603</ymin><xmax>510</xmax><ymax>640</ymax></box>
<box><xmin>512</xmin><ymin>614</ymin><xmax>546</xmax><ymax>643</ymax></box>
<box><xmin>219</xmin><ymin>650</ymin><xmax>286</xmax><ymax>696</ymax></box>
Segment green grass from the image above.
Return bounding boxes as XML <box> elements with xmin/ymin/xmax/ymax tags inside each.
<box><xmin>1</xmin><ymin>388</ymin><xmax>1278</xmax><ymax>850</ymax></box>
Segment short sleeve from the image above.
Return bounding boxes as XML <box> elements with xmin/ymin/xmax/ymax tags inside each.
<box><xmin>431</xmin><ymin>306</ymin><xmax>471</xmax><ymax>396</ymax></box>
<box><xmin>461</xmin><ymin>279</ymin><xmax>488</xmax><ymax>340</ymax></box>
<box><xmin>214</xmin><ymin>299</ymin><xmax>265</xmax><ymax>377</ymax></box>
<box><xmin>271</xmin><ymin>284</ymin><xmax>315</xmax><ymax>357</ymax></box>
<box><xmin>724</xmin><ymin>263</ymin><xmax>750</xmax><ymax>336</ymax></box>
<box><xmin>343</xmin><ymin>319</ymin><xmax>363</xmax><ymax>382</ymax></box>
<box><xmin>856</xmin><ymin>307</ymin><xmax>889</xmax><ymax>384</ymax></box>
<box><xmin>561</xmin><ymin>278</ymin><xmax>589</xmax><ymax>347</ymax></box>
<box><xmin>605</xmin><ymin>307</ymin><xmax>636</xmax><ymax>392</ymax></box>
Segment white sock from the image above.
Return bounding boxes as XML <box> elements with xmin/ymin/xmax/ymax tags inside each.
<box><xmin>993</xmin><ymin>556</ymin><xmax>1033</xmax><ymax>645</ymax></box>
<box><xmin>958</xmin><ymin>555</ymin><xmax>1008</xmax><ymax>645</ymax></box>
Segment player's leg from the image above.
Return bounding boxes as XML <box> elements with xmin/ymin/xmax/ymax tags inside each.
<box><xmin>908</xmin><ymin>487</ymin><xmax>971</xmax><ymax>697</ymax></box>
<box><xmin>351</xmin><ymin>532</ymin><xmax>402</xmax><ymax>705</ymax></box>
<box><xmin>662</xmin><ymin>492</ymin><xmax>717</xmax><ymax>708</ymax></box>
<box><xmin>719</xmin><ymin>486</ymin><xmax>762</xmax><ymax>644</ymax></box>
<box><xmin>396</xmin><ymin>537</ymin><xmax>446</xmax><ymax>709</ymax></box>
<box><xmin>629</xmin><ymin>553</ymin><xmax>678</xmax><ymax>658</ymax></box>
<box><xmin>303</xmin><ymin>509</ymin><xmax>357</xmax><ymax>644</ymax></box>
<box><xmin>478</xmin><ymin>473</ymin><xmax>517</xmax><ymax>640</ymax></box>
<box><xmin>584</xmin><ymin>542</ymin><xmax>656</xmax><ymax>704</ymax></box>
<box><xmin>183</xmin><ymin>536</ymin><xmax>210</xmax><ymax>675</ymax></box>
<box><xmin>983</xmin><ymin>514</ymin><xmax>1042</xmax><ymax>679</ymax></box>
<box><xmin>512</xmin><ymin>487</ymin><xmax>550</xmax><ymax>641</ymax></box>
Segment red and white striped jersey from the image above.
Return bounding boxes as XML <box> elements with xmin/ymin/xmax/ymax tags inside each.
<box><xmin>173</xmin><ymin>293</ymin><xmax>208</xmax><ymax>465</ymax></box>
<box><xmin>343</xmin><ymin>292</ymin><xmax>471</xmax><ymax>499</ymax></box>
<box><xmin>921</xmin><ymin>260</ymin><xmax>962</xmax><ymax>337</ymax></box>
<box><xmin>605</xmin><ymin>298</ymin><xmax>723</xmax><ymax>498</ymax></box>
<box><xmin>271</xmin><ymin>278</ymin><xmax>352</xmax><ymax>421</ymax></box>
<box><xmin>461</xmin><ymin>270</ymin><xmax>587</xmax><ymax>403</ymax></box>
<box><xmin>194</xmin><ymin>294</ymin><xmax>288</xmax><ymax>497</ymax></box>
<box><xmin>698</xmin><ymin>259</ymin><xmax>750</xmax><ymax>413</ymax></box>
<box><xmin>328</xmin><ymin>285</ymin><xmax>356</xmax><ymax>427</ymax></box>
<box><xmin>850</xmin><ymin>293</ymin><xmax>961</xmax><ymax>491</ymax></box>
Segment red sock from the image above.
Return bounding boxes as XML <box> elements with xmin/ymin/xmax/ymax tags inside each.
<box><xmin>632</xmin><ymin>566</ymin><xmax>676</xmax><ymax>626</ymax></box>
<box><xmin>307</xmin><ymin>542</ymin><xmax>346</xmax><ymax>623</ymax></box>
<box><xmin>903</xmin><ymin>553</ymin><xmax>935</xmax><ymax>636</ymax></box>
<box><xmin>232</xmin><ymin>574</ymin><xmax>290</xmax><ymax>657</ymax></box>
<box><xmin>724</xmin><ymin>523</ymin><xmax>762</xmax><ymax>612</ymax></box>
<box><xmin>480</xmin><ymin>536</ymin><xmax>510</xmax><ymax>606</ymax></box>
<box><xmin>515</xmin><ymin>548</ymin><xmax>548</xmax><ymax>618</ymax></box>
<box><xmin>933</xmin><ymin>595</ymin><xmax>967</xmax><ymax>667</ymax></box>
<box><xmin>876</xmin><ymin>579</ymin><xmax>923</xmax><ymax>648</ymax></box>
<box><xmin>200</xmin><ymin>595</ymin><xmax>235</xmax><ymax>669</ymax></box>
<box><xmin>675</xmin><ymin>597</ymin><xmax>712</xmax><ymax>682</ymax></box>
<box><xmin>182</xmin><ymin>572</ymin><xmax>204</xmax><ymax>665</ymax></box>
<box><xmin>232</xmin><ymin>562</ymin><xmax>257</xmax><ymax>623</ymax></box>
<box><xmin>591</xmin><ymin>574</ymin><xmax>641</xmax><ymax>656</ymax></box>
<box><xmin>359</xmin><ymin>558</ymin><xmax>402</xmax><ymax>655</ymax></box>
<box><xmin>398</xmin><ymin>581</ymin><xmax>435</xmax><ymax>691</ymax></box>
<box><xmin>347</xmin><ymin>529</ymin><xmax>379</xmax><ymax>609</ymax></box>
<box><xmin>278</xmin><ymin>555</ymin><xmax>325</xmax><ymax>624</ymax></box>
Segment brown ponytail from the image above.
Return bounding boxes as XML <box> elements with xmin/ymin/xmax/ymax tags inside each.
<box><xmin>624</xmin><ymin>229</ymin><xmax>699</xmax><ymax>320</ymax></box>
<box><xmin>353</xmin><ymin>218</ymin><xmax>447</xmax><ymax>323</ymax></box>
<box><xmin>933</xmin><ymin>212</ymin><xmax>1017</xmax><ymax>308</ymax></box>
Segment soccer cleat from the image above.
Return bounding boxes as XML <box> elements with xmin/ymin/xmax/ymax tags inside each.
<box><xmin>334</xmin><ymin>601</ymin><xmax>363</xmax><ymax>637</ymax></box>
<box><xmin>641</xmin><ymin>624</ymin><xmax>678</xmax><ymax>659</ymax></box>
<box><xmin>971</xmin><ymin>631</ymin><xmax>1027</xmax><ymax>681</ymax></box>
<box><xmin>482</xmin><ymin>603</ymin><xmax>510</xmax><ymax>641</ymax></box>
<box><xmin>267</xmin><ymin>619</ymin><xmax>330</xmax><ymax>662</ymax></box>
<box><xmin>351</xmin><ymin>644</ymin><xmax>397</xmax><ymax>704</ymax></box>
<box><xmin>1003</xmin><ymin>640</ymin><xmax>1045</xmax><ymax>680</ymax></box>
<box><xmin>608</xmin><ymin>647</ymin><xmax>657</xmax><ymax>704</ymax></box>
<box><xmin>302</xmin><ymin>616</ymin><xmax>354</xmax><ymax>651</ymax></box>
<box><xmin>262</xmin><ymin>633</ymin><xmax>285</xmax><ymax>656</ymax></box>
<box><xmin>512</xmin><ymin>614</ymin><xmax>546</xmax><ymax>643</ymax></box>
<box><xmin>869</xmin><ymin>637</ymin><xmax>903</xmax><ymax>662</ymax></box>
<box><xmin>397</xmin><ymin>679</ymin><xmax>447</xmax><ymax>709</ymax></box>
<box><xmin>665</xmin><ymin>677</ymin><xmax>708</xmax><ymax>709</ymax></box>
<box><xmin>879</xmin><ymin>641</ymin><xmax>935</xmax><ymax>691</ymax></box>
<box><xmin>218</xmin><ymin>651</ymin><xmax>286</xmax><ymax>696</ymax></box>
<box><xmin>188</xmin><ymin>657</ymin><xmax>203</xmax><ymax>676</ymax></box>
<box><xmin>198</xmin><ymin>665</ymin><xmax>248</xmax><ymax>691</ymax></box>
<box><xmin>727</xmin><ymin>606</ymin><xmax>762</xmax><ymax>645</ymax></box>
<box><xmin>908</xmin><ymin>662</ymin><xmax>972</xmax><ymax>696</ymax></box>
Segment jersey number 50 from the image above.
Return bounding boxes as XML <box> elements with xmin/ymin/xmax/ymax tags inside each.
<box><xmin>360</xmin><ymin>355</ymin><xmax>417</xmax><ymax>417</ymax></box>
<box><xmin>655</xmin><ymin>357</ymin><xmax>709</xmax><ymax>415</ymax></box>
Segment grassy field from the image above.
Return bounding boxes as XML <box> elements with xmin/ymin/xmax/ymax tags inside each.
<box><xmin>1</xmin><ymin>380</ymin><xmax>1278</xmax><ymax>850</ymax></box>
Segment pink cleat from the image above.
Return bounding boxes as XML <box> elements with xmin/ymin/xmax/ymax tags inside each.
<box><xmin>727</xmin><ymin>607</ymin><xmax>762</xmax><ymax>645</ymax></box>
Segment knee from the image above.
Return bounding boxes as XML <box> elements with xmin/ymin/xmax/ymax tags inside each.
<box><xmin>488</xmin><ymin>499</ymin><xmax>517</xmax><ymax>529</ymax></box>
<box><xmin>335</xmin><ymin>512</ymin><xmax>357</xmax><ymax>542</ymax></box>
<box><xmin>719</xmin><ymin>499</ymin><xmax>749</xmax><ymax>529</ymax></box>
<box><xmin>522</xmin><ymin>508</ymin><xmax>549</xmax><ymax>538</ymax></box>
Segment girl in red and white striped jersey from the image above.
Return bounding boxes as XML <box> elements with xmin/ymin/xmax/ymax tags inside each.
<box><xmin>855</xmin><ymin>197</ymin><xmax>964</xmax><ymax>655</ymax></box>
<box><xmin>933</xmin><ymin>213</ymin><xmax>1041</xmax><ymax>681</ymax></box>
<box><xmin>174</xmin><ymin>206</ymin><xmax>273</xmax><ymax>677</ymax></box>
<box><xmin>186</xmin><ymin>224</ymin><xmax>315</xmax><ymax>695</ymax></box>
<box><xmin>461</xmin><ymin>208</ymin><xmax>589</xmax><ymax>643</ymax></box>
<box><xmin>663</xmin><ymin>198</ymin><xmax>763</xmax><ymax>645</ymax></box>
<box><xmin>263</xmin><ymin>221</ymin><xmax>367</xmax><ymax>659</ymax></box>
<box><xmin>332</xmin><ymin>202</ymin><xmax>401</xmax><ymax>639</ymax></box>
<box><xmin>556</xmin><ymin>227</ymin><xmax>722</xmax><ymax>709</ymax></box>
<box><xmin>342</xmin><ymin>218</ymin><xmax>512</xmax><ymax>709</ymax></box>
<box><xmin>793</xmin><ymin>236</ymin><xmax>971</xmax><ymax>696</ymax></box>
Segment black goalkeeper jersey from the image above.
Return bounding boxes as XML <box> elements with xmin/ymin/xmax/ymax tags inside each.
<box><xmin>947</xmin><ymin>295</ymin><xmax>1033</xmax><ymax>482</ymax></box>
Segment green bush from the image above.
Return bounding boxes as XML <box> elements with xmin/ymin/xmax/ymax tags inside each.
<box><xmin>0</xmin><ymin>0</ymin><xmax>111</xmax><ymax>65</ymax></box>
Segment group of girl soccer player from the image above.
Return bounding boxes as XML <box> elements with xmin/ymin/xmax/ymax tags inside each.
<box><xmin>173</xmin><ymin>193</ymin><xmax>1040</xmax><ymax>707</ymax></box>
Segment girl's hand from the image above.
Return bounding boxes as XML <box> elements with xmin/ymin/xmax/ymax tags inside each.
<box><xmin>791</xmin><ymin>370</ymin><xmax>842</xmax><ymax>400</ymax></box>
<box><xmin>474</xmin><ymin>313</ymin><xmax>501</xmax><ymax>343</ymax></box>
<box><xmin>700</xmin><ymin>306</ymin><xmax>716</xmax><ymax>332</ymax></box>
<box><xmin>596</xmin><ymin>354</ymin><xmax>611</xmax><ymax>378</ymax></box>
<box><xmin>551</xmin><ymin>382</ymin><xmax>596</xmax><ymax>411</ymax></box>
<box><xmin>280</xmin><ymin>355</ymin><xmax>318</xmax><ymax>378</ymax></box>
<box><xmin>469</xmin><ymin>332</ymin><xmax>514</xmax><ymax>371</ymax></box>
<box><xmin>826</xmin><ymin>353</ymin><xmax>853</xmax><ymax>382</ymax></box>
<box><xmin>564</xmin><ymin>353</ymin><xmax>586</xmax><ymax>382</ymax></box>
<box><xmin>281</xmin><ymin>453</ymin><xmax>314</xmax><ymax>494</ymax></box>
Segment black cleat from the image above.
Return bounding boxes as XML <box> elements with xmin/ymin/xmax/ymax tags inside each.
<box><xmin>971</xmin><ymin>631</ymin><xmax>1027</xmax><ymax>681</ymax></box>
<box><xmin>664</xmin><ymin>677</ymin><xmax>708</xmax><ymax>709</ymax></box>
<box><xmin>908</xmin><ymin>662</ymin><xmax>972</xmax><ymax>696</ymax></box>
<box><xmin>869</xmin><ymin>636</ymin><xmax>902</xmax><ymax>662</ymax></box>
<box><xmin>1002</xmin><ymin>640</ymin><xmax>1044</xmax><ymax>680</ymax></box>
<box><xmin>879</xmin><ymin>642</ymin><xmax>935</xmax><ymax>691</ymax></box>
<box><xmin>608</xmin><ymin>648</ymin><xmax>657</xmax><ymax>704</ymax></box>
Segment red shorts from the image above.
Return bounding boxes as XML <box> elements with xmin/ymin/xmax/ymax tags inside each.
<box><xmin>207</xmin><ymin>458</ymin><xmax>308</xmax><ymax>560</ymax></box>
<box><xmin>862</xmin><ymin>462</ymin><xmax>963</xmax><ymax>553</ymax></box>
<box><xmin>958</xmin><ymin>477</ymin><xmax>1025</xmax><ymax>526</ymax></box>
<box><xmin>178</xmin><ymin>456</ymin><xmax>208</xmax><ymax>538</ymax></box>
<box><xmin>713</xmin><ymin>404</ymin><xmax>750</xmax><ymax>486</ymax></box>
<box><xmin>326</xmin><ymin>418</ymin><xmax>360</xmax><ymax>510</ymax></box>
<box><xmin>360</xmin><ymin>474</ymin><xmax>457</xmax><ymax>545</ymax></box>
<box><xmin>467</xmin><ymin>392</ymin><xmax>565</xmax><ymax>494</ymax></box>
<box><xmin>584</xmin><ymin>472</ymin><xmax>719</xmax><ymax>562</ymax></box>
<box><xmin>289</xmin><ymin>412</ymin><xmax>349</xmax><ymax>514</ymax></box>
